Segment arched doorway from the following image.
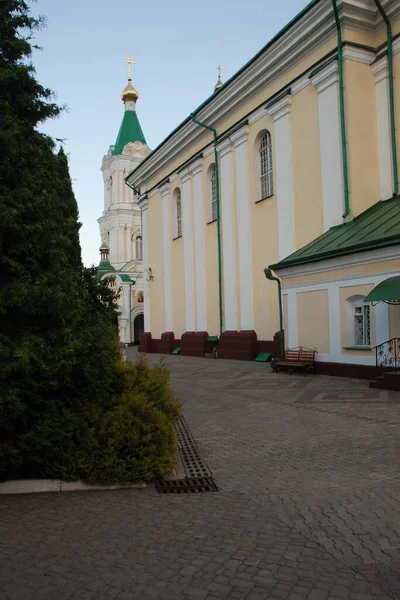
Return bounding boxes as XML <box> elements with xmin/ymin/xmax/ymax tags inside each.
<box><xmin>133</xmin><ymin>313</ymin><xmax>144</xmax><ymax>345</ymax></box>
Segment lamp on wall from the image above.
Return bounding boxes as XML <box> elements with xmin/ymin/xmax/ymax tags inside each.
<box><xmin>145</xmin><ymin>267</ymin><xmax>154</xmax><ymax>282</ymax></box>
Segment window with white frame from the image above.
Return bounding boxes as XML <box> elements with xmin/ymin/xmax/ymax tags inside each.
<box><xmin>354</xmin><ymin>303</ymin><xmax>370</xmax><ymax>346</ymax></box>
<box><xmin>260</xmin><ymin>131</ymin><xmax>273</xmax><ymax>199</ymax></box>
<box><xmin>177</xmin><ymin>191</ymin><xmax>182</xmax><ymax>237</ymax></box>
<box><xmin>211</xmin><ymin>164</ymin><xmax>217</xmax><ymax>221</ymax></box>
<box><xmin>173</xmin><ymin>188</ymin><xmax>182</xmax><ymax>238</ymax></box>
<box><xmin>135</xmin><ymin>235</ymin><xmax>143</xmax><ymax>260</ymax></box>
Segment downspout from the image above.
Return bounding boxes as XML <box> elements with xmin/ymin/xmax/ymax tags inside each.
<box><xmin>190</xmin><ymin>113</ymin><xmax>223</xmax><ymax>335</ymax></box>
<box><xmin>331</xmin><ymin>0</ymin><xmax>350</xmax><ymax>218</ymax></box>
<box><xmin>264</xmin><ymin>268</ymin><xmax>285</xmax><ymax>358</ymax></box>
<box><xmin>373</xmin><ymin>0</ymin><xmax>399</xmax><ymax>196</ymax></box>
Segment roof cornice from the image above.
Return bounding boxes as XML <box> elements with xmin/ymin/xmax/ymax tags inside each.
<box><xmin>126</xmin><ymin>0</ymin><xmax>397</xmax><ymax>188</ymax></box>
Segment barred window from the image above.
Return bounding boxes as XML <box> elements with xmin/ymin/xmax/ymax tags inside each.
<box><xmin>176</xmin><ymin>189</ymin><xmax>182</xmax><ymax>238</ymax></box>
<box><xmin>260</xmin><ymin>131</ymin><xmax>273</xmax><ymax>199</ymax></box>
<box><xmin>211</xmin><ymin>164</ymin><xmax>217</xmax><ymax>221</ymax></box>
<box><xmin>354</xmin><ymin>304</ymin><xmax>370</xmax><ymax>346</ymax></box>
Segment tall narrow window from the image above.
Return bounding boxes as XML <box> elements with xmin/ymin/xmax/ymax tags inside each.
<box><xmin>135</xmin><ymin>235</ymin><xmax>143</xmax><ymax>260</ymax></box>
<box><xmin>211</xmin><ymin>164</ymin><xmax>217</xmax><ymax>221</ymax></box>
<box><xmin>260</xmin><ymin>131</ymin><xmax>273</xmax><ymax>199</ymax></box>
<box><xmin>354</xmin><ymin>304</ymin><xmax>370</xmax><ymax>346</ymax></box>
<box><xmin>176</xmin><ymin>189</ymin><xmax>182</xmax><ymax>237</ymax></box>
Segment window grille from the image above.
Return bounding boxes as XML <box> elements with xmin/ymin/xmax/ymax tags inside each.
<box><xmin>260</xmin><ymin>131</ymin><xmax>273</xmax><ymax>199</ymax></box>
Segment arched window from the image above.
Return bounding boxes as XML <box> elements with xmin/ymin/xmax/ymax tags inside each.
<box><xmin>173</xmin><ymin>188</ymin><xmax>182</xmax><ymax>238</ymax></box>
<box><xmin>208</xmin><ymin>164</ymin><xmax>217</xmax><ymax>222</ymax></box>
<box><xmin>135</xmin><ymin>235</ymin><xmax>143</xmax><ymax>260</ymax></box>
<box><xmin>259</xmin><ymin>131</ymin><xmax>273</xmax><ymax>199</ymax></box>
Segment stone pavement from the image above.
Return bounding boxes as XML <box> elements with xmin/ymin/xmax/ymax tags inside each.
<box><xmin>1</xmin><ymin>353</ymin><xmax>400</xmax><ymax>599</ymax></box>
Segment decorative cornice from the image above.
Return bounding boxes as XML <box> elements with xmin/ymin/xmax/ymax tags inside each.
<box><xmin>180</xmin><ymin>168</ymin><xmax>191</xmax><ymax>184</ymax></box>
<box><xmin>217</xmin><ymin>138</ymin><xmax>232</xmax><ymax>157</ymax></box>
<box><xmin>267</xmin><ymin>95</ymin><xmax>291</xmax><ymax>121</ymax></box>
<box><xmin>189</xmin><ymin>158</ymin><xmax>203</xmax><ymax>176</ymax></box>
<box><xmin>231</xmin><ymin>125</ymin><xmax>249</xmax><ymax>148</ymax></box>
<box><xmin>310</xmin><ymin>60</ymin><xmax>339</xmax><ymax>93</ymax></box>
<box><xmin>342</xmin><ymin>45</ymin><xmax>375</xmax><ymax>65</ymax></box>
<box><xmin>138</xmin><ymin>195</ymin><xmax>148</xmax><ymax>211</ymax></box>
<box><xmin>371</xmin><ymin>55</ymin><xmax>389</xmax><ymax>84</ymax></box>
<box><xmin>290</xmin><ymin>74</ymin><xmax>309</xmax><ymax>95</ymax></box>
<box><xmin>158</xmin><ymin>182</ymin><xmax>171</xmax><ymax>197</ymax></box>
<box><xmin>248</xmin><ymin>106</ymin><xmax>267</xmax><ymax>125</ymax></box>
<box><xmin>203</xmin><ymin>144</ymin><xmax>214</xmax><ymax>158</ymax></box>
<box><xmin>126</xmin><ymin>0</ymin><xmax>335</xmax><ymax>186</ymax></box>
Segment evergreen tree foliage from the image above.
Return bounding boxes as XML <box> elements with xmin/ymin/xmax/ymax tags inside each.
<box><xmin>0</xmin><ymin>1</ymin><xmax>180</xmax><ymax>483</ymax></box>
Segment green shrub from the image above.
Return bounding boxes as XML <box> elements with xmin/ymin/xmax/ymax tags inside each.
<box><xmin>77</xmin><ymin>357</ymin><xmax>181</xmax><ymax>485</ymax></box>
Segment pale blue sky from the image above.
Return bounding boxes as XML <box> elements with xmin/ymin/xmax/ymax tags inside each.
<box><xmin>32</xmin><ymin>0</ymin><xmax>307</xmax><ymax>266</ymax></box>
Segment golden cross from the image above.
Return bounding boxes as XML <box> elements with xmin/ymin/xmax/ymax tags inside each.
<box><xmin>124</xmin><ymin>57</ymin><xmax>135</xmax><ymax>79</ymax></box>
<box><xmin>217</xmin><ymin>65</ymin><xmax>222</xmax><ymax>79</ymax></box>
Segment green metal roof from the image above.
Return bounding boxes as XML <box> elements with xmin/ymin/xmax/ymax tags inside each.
<box><xmin>112</xmin><ymin>110</ymin><xmax>146</xmax><ymax>155</ymax></box>
<box><xmin>96</xmin><ymin>260</ymin><xmax>115</xmax><ymax>273</ymax></box>
<box><xmin>365</xmin><ymin>276</ymin><xmax>400</xmax><ymax>303</ymax></box>
<box><xmin>270</xmin><ymin>196</ymin><xmax>400</xmax><ymax>271</ymax></box>
<box><xmin>119</xmin><ymin>274</ymin><xmax>135</xmax><ymax>283</ymax></box>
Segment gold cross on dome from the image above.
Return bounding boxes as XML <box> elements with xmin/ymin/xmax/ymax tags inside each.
<box><xmin>217</xmin><ymin>65</ymin><xmax>222</xmax><ymax>78</ymax></box>
<box><xmin>124</xmin><ymin>57</ymin><xmax>135</xmax><ymax>79</ymax></box>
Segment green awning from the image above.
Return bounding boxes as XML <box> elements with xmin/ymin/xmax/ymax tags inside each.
<box><xmin>365</xmin><ymin>276</ymin><xmax>400</xmax><ymax>303</ymax></box>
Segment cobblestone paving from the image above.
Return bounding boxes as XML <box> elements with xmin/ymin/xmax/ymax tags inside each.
<box><xmin>1</xmin><ymin>352</ymin><xmax>400</xmax><ymax>599</ymax></box>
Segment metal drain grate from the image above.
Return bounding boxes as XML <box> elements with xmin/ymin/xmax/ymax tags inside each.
<box><xmin>155</xmin><ymin>416</ymin><xmax>218</xmax><ymax>494</ymax></box>
<box><xmin>155</xmin><ymin>476</ymin><xmax>218</xmax><ymax>494</ymax></box>
<box><xmin>176</xmin><ymin>415</ymin><xmax>211</xmax><ymax>479</ymax></box>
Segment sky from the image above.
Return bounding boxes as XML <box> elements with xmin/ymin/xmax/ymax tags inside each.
<box><xmin>32</xmin><ymin>0</ymin><xmax>307</xmax><ymax>267</ymax></box>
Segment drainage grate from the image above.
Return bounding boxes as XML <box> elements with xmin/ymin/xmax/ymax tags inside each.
<box><xmin>176</xmin><ymin>415</ymin><xmax>211</xmax><ymax>479</ymax></box>
<box><xmin>155</xmin><ymin>476</ymin><xmax>218</xmax><ymax>494</ymax></box>
<box><xmin>155</xmin><ymin>416</ymin><xmax>218</xmax><ymax>494</ymax></box>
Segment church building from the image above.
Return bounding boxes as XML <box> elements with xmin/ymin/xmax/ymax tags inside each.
<box><xmin>126</xmin><ymin>0</ymin><xmax>400</xmax><ymax>380</ymax></box>
<box><xmin>97</xmin><ymin>62</ymin><xmax>150</xmax><ymax>344</ymax></box>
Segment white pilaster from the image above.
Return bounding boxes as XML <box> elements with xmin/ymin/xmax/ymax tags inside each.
<box><xmin>267</xmin><ymin>96</ymin><xmax>295</xmax><ymax>260</ymax></box>
<box><xmin>190</xmin><ymin>160</ymin><xmax>207</xmax><ymax>331</ymax></box>
<box><xmin>138</xmin><ymin>196</ymin><xmax>150</xmax><ymax>332</ymax></box>
<box><xmin>375</xmin><ymin>301</ymin><xmax>390</xmax><ymax>346</ymax></box>
<box><xmin>372</xmin><ymin>57</ymin><xmax>393</xmax><ymax>200</ymax></box>
<box><xmin>181</xmin><ymin>169</ymin><xmax>195</xmax><ymax>331</ymax></box>
<box><xmin>310</xmin><ymin>61</ymin><xmax>344</xmax><ymax>231</ymax></box>
<box><xmin>232</xmin><ymin>127</ymin><xmax>254</xmax><ymax>330</ymax></box>
<box><xmin>160</xmin><ymin>183</ymin><xmax>173</xmax><ymax>332</ymax></box>
<box><xmin>286</xmin><ymin>290</ymin><xmax>298</xmax><ymax>348</ymax></box>
<box><xmin>218</xmin><ymin>140</ymin><xmax>238</xmax><ymax>331</ymax></box>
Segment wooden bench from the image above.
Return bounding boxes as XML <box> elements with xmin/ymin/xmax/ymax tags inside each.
<box><xmin>271</xmin><ymin>347</ymin><xmax>316</xmax><ymax>375</ymax></box>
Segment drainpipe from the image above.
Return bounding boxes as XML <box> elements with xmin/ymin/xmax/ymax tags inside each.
<box><xmin>331</xmin><ymin>0</ymin><xmax>350</xmax><ymax>218</ymax></box>
<box><xmin>264</xmin><ymin>268</ymin><xmax>285</xmax><ymax>358</ymax></box>
<box><xmin>373</xmin><ymin>0</ymin><xmax>399</xmax><ymax>197</ymax></box>
<box><xmin>190</xmin><ymin>113</ymin><xmax>223</xmax><ymax>334</ymax></box>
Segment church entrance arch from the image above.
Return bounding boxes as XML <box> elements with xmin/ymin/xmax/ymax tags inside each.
<box><xmin>131</xmin><ymin>308</ymin><xmax>144</xmax><ymax>344</ymax></box>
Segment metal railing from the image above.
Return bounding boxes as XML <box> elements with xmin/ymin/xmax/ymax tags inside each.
<box><xmin>375</xmin><ymin>338</ymin><xmax>400</xmax><ymax>370</ymax></box>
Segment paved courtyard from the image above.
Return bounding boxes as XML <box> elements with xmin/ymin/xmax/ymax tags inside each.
<box><xmin>1</xmin><ymin>353</ymin><xmax>400</xmax><ymax>599</ymax></box>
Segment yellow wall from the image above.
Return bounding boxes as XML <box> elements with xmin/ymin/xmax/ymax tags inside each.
<box><xmin>339</xmin><ymin>283</ymin><xmax>375</xmax><ymax>357</ymax></box>
<box><xmin>291</xmin><ymin>85</ymin><xmax>323</xmax><ymax>249</ymax></box>
<box><xmin>147</xmin><ymin>193</ymin><xmax>165</xmax><ymax>337</ymax></box>
<box><xmin>297</xmin><ymin>290</ymin><xmax>330</xmax><ymax>353</ymax></box>
<box><xmin>344</xmin><ymin>60</ymin><xmax>380</xmax><ymax>217</ymax></box>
